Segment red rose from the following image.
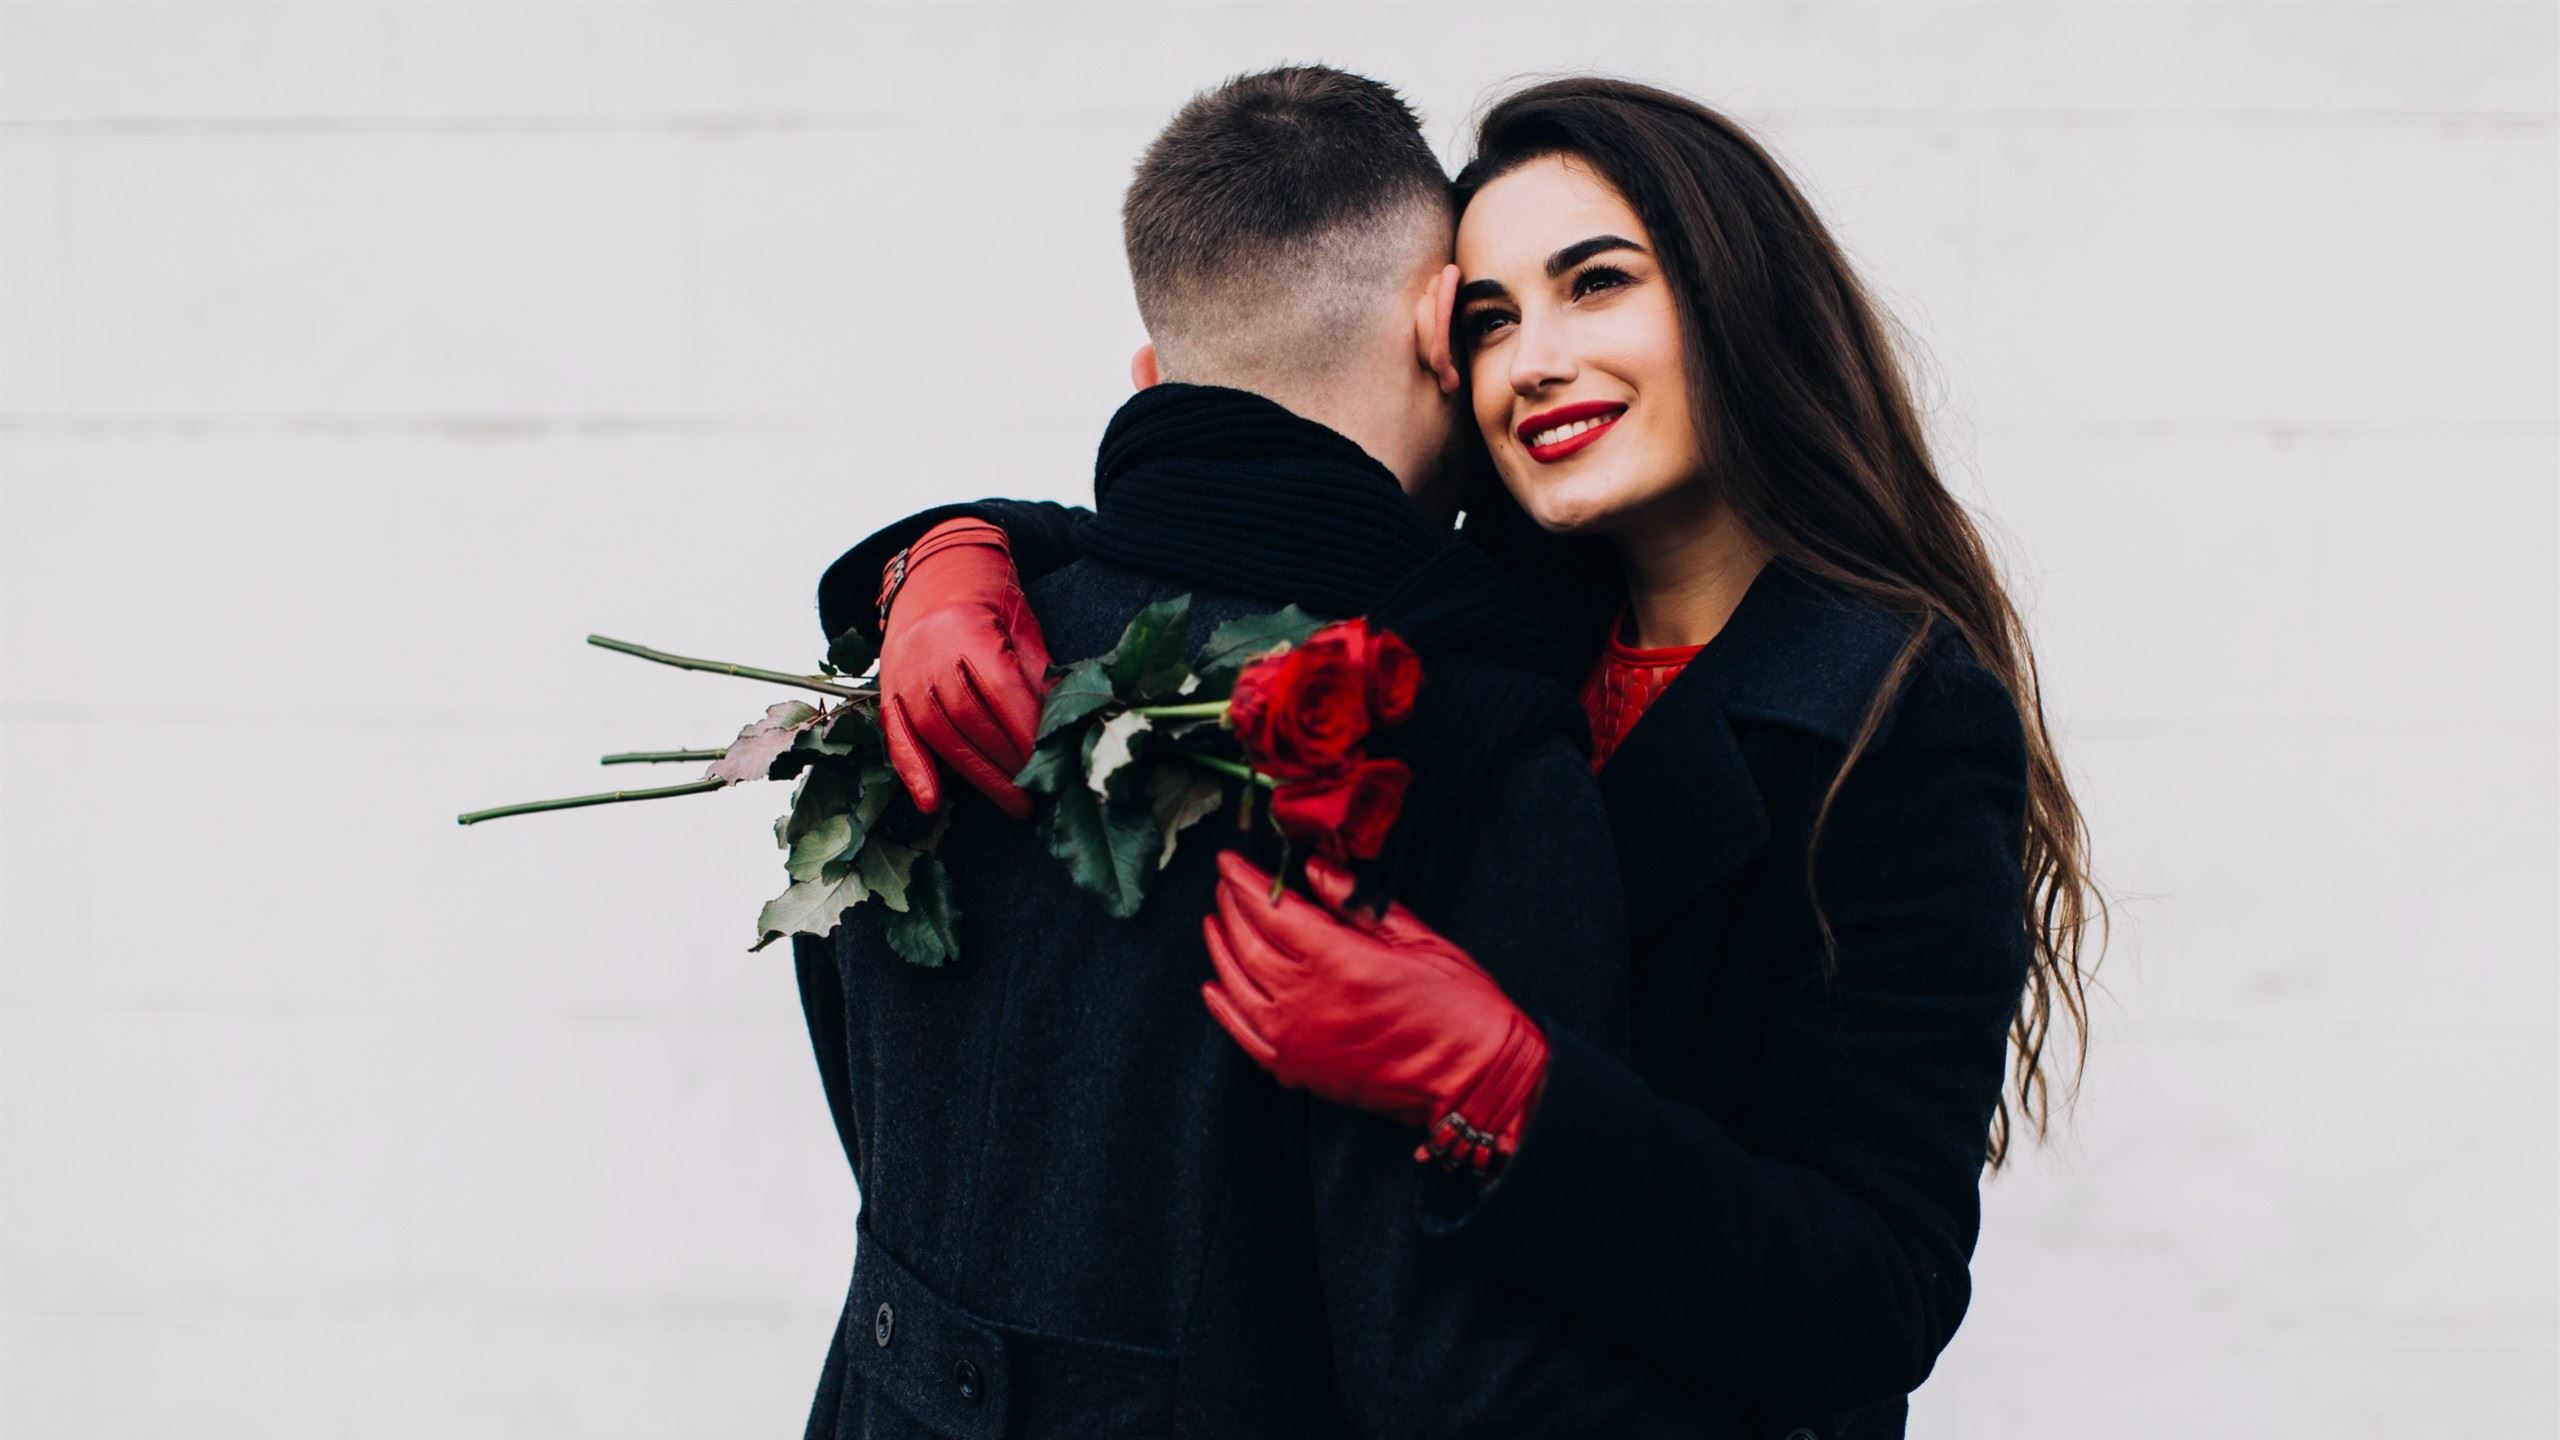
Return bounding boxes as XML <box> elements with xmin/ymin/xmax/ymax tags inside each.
<box><xmin>1228</xmin><ymin>626</ymin><xmax>1373</xmax><ymax>779</ymax></box>
<box><xmin>1362</xmin><ymin>628</ymin><xmax>1421</xmax><ymax>726</ymax></box>
<box><xmin>1268</xmin><ymin>758</ymin><xmax>1412</xmax><ymax>861</ymax></box>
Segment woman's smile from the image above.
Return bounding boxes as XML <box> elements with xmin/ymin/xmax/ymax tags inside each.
<box><xmin>1517</xmin><ymin>401</ymin><xmax>1628</xmax><ymax>463</ymax></box>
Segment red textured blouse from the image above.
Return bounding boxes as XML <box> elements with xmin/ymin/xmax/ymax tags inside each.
<box><xmin>1579</xmin><ymin>611</ymin><xmax>1708</xmax><ymax>772</ymax></box>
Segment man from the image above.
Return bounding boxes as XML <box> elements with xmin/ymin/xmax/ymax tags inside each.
<box><xmin>793</xmin><ymin>67</ymin><xmax>1706</xmax><ymax>1439</ymax></box>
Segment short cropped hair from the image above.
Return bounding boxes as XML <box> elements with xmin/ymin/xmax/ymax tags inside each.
<box><xmin>1122</xmin><ymin>66</ymin><xmax>1453</xmax><ymax>381</ymax></box>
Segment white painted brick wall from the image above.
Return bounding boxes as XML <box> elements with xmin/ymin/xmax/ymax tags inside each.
<box><xmin>3</xmin><ymin>3</ymin><xmax>2552</xmax><ymax>1435</ymax></box>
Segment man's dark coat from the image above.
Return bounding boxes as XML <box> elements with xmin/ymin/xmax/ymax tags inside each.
<box><xmin>791</xmin><ymin>413</ymin><xmax>1714</xmax><ymax>1437</ymax></box>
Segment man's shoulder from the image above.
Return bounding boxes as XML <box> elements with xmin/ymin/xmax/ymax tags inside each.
<box><xmin>1026</xmin><ymin>559</ymin><xmax>1327</xmax><ymax>664</ymax></box>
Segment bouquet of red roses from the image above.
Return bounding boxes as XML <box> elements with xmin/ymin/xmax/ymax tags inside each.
<box><xmin>1016</xmin><ymin>598</ymin><xmax>1422</xmax><ymax>917</ymax></box>
<box><xmin>455</xmin><ymin>602</ymin><xmax>1424</xmax><ymax>961</ymax></box>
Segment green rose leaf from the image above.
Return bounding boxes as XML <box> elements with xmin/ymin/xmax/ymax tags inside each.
<box><xmin>1110</xmin><ymin>594</ymin><xmax>1194</xmax><ymax>699</ymax></box>
<box><xmin>823</xmin><ymin>704</ymin><xmax>886</xmax><ymax>758</ymax></box>
<box><xmin>749</xmin><ymin>865</ymin><xmax>869</xmax><ymax>952</ymax></box>
<box><xmin>826</xmin><ymin>628</ymin><xmax>880</xmax><ymax>677</ymax></box>
<box><xmin>1195</xmin><ymin>606</ymin><xmax>1324</xmax><ymax>686</ymax></box>
<box><xmin>1015</xmin><ymin>729</ymin><xmax>1082</xmax><ymax>797</ymax></box>
<box><xmin>790</xmin><ymin>723</ymin><xmax>858</xmax><ymax>762</ymax></box>
<box><xmin>858</xmin><ymin>840</ymin><xmax>915</xmax><ymax>912</ymax></box>
<box><xmin>881</xmin><ymin>853</ymin><xmax>961</xmax><ymax>967</ymax></box>
<box><xmin>1040</xmin><ymin>782</ymin><xmax>1161</xmax><ymax>919</ymax></box>
<box><xmin>1035</xmin><ymin>657</ymin><xmax>1118</xmax><ymax>741</ymax></box>
<box><xmin>770</xmin><ymin>703</ymin><xmax>874</xmax><ymax>780</ymax></box>
<box><xmin>785</xmin><ymin>812</ymin><xmax>857</xmax><ymax>883</ymax></box>
<box><xmin>784</xmin><ymin>762</ymin><xmax>860</xmax><ymax>845</ymax></box>
<box><xmin>853</xmin><ymin>763</ymin><xmax>897</xmax><ymax>838</ymax></box>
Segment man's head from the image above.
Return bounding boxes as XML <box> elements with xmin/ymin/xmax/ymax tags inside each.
<box><xmin>1121</xmin><ymin>66</ymin><xmax>1465</xmax><ymax>500</ymax></box>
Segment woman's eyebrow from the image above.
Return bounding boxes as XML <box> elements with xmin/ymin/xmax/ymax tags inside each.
<box><xmin>1457</xmin><ymin>235</ymin><xmax>1649</xmax><ymax>307</ymax></box>
<box><xmin>1546</xmin><ymin>234</ymin><xmax>1647</xmax><ymax>276</ymax></box>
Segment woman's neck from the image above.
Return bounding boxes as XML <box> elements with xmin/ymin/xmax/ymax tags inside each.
<box><xmin>1612</xmin><ymin>495</ymin><xmax>1769</xmax><ymax>650</ymax></box>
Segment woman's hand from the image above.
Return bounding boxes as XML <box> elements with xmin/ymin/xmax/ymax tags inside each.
<box><xmin>1200</xmin><ymin>851</ymin><xmax>1550</xmax><ymax>1175</ymax></box>
<box><xmin>875</xmin><ymin>519</ymin><xmax>1053</xmax><ymax>819</ymax></box>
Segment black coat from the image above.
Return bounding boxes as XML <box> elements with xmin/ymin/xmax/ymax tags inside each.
<box><xmin>828</xmin><ymin>503</ymin><xmax>2034</xmax><ymax>1440</ymax></box>
<box><xmin>1414</xmin><ymin>558</ymin><xmax>2034</xmax><ymax>1440</ymax></box>
<box><xmin>793</xmin><ymin>567</ymin><xmax>1721</xmax><ymax>1430</ymax></box>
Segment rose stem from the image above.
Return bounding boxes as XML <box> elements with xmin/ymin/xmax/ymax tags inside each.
<box><xmin>585</xmin><ymin>635</ymin><xmax>872</xmax><ymax>700</ymax></box>
<box><xmin>599</xmin><ymin>748</ymin><xmax>727</xmax><ymax>766</ymax></box>
<box><xmin>1172</xmin><ymin>748</ymin><xmax>1278</xmax><ymax>790</ymax></box>
<box><xmin>1133</xmin><ymin>701</ymin><xmax>1229</xmax><ymax>720</ymax></box>
<box><xmin>456</xmin><ymin>778</ymin><xmax>726</xmax><ymax>826</ymax></box>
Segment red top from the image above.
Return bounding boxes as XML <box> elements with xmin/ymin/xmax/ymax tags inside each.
<box><xmin>1579</xmin><ymin>612</ymin><xmax>1708</xmax><ymax>772</ymax></box>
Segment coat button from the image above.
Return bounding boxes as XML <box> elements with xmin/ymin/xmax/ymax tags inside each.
<box><xmin>954</xmin><ymin>1358</ymin><xmax>983</xmax><ymax>1403</ymax></box>
<box><xmin>873</xmin><ymin>1302</ymin><xmax>894</xmax><ymax>1348</ymax></box>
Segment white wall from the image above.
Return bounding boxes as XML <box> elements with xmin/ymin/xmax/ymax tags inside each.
<box><xmin>2</xmin><ymin>2</ymin><xmax>2551</xmax><ymax>1434</ymax></box>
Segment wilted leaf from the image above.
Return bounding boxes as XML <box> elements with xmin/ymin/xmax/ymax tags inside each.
<box><xmin>881</xmin><ymin>853</ymin><xmax>960</xmax><ymax>967</ymax></box>
<box><xmin>1036</xmin><ymin>658</ymin><xmax>1117</xmax><ymax>741</ymax></box>
<box><xmin>712</xmin><ymin>701</ymin><xmax>823</xmax><ymax>785</ymax></box>
<box><xmin>1110</xmin><ymin>595</ymin><xmax>1193</xmax><ymax>699</ymax></box>
<box><xmin>1147</xmin><ymin>764</ymin><xmax>1225</xmax><ymax>870</ymax></box>
<box><xmin>1195</xmin><ymin>606</ymin><xmax>1324</xmax><ymax>685</ymax></box>
<box><xmin>1087</xmin><ymin>711</ymin><xmax>1152</xmax><ymax>797</ymax></box>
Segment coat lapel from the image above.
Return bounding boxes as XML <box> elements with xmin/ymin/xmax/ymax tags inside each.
<box><xmin>1597</xmin><ymin>670</ymin><xmax>1766</xmax><ymax>947</ymax></box>
<box><xmin>1594</xmin><ymin>560</ymin><xmax>1936</xmax><ymax>948</ymax></box>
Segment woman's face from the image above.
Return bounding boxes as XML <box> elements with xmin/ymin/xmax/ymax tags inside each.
<box><xmin>1455</xmin><ymin>154</ymin><xmax>1706</xmax><ymax>538</ymax></box>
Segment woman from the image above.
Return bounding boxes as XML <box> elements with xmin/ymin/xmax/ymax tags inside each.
<box><xmin>837</xmin><ymin>78</ymin><xmax>2099</xmax><ymax>1438</ymax></box>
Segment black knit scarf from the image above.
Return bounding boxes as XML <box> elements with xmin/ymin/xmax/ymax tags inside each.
<box><xmin>1083</xmin><ymin>383</ymin><xmax>1586</xmax><ymax>906</ymax></box>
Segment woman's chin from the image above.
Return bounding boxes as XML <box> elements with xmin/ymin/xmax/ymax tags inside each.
<box><xmin>1504</xmin><ymin>477</ymin><xmax>1632</xmax><ymax>538</ymax></box>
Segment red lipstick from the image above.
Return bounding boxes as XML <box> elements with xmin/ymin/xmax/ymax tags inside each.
<box><xmin>1516</xmin><ymin>400</ymin><xmax>1627</xmax><ymax>464</ymax></box>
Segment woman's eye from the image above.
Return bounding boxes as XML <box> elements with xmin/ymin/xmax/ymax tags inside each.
<box><xmin>1459</xmin><ymin>310</ymin><xmax>1514</xmax><ymax>344</ymax></box>
<box><xmin>1572</xmin><ymin>265</ymin><xmax>1633</xmax><ymax>299</ymax></box>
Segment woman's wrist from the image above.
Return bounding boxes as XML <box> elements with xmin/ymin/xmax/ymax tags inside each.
<box><xmin>877</xmin><ymin>518</ymin><xmax>1017</xmax><ymax>627</ymax></box>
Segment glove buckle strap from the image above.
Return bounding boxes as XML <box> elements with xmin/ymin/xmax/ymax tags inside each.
<box><xmin>876</xmin><ymin>545</ymin><xmax>912</xmax><ymax>631</ymax></box>
<box><xmin>1423</xmin><ymin>1111</ymin><xmax>1502</xmax><ymax>1179</ymax></box>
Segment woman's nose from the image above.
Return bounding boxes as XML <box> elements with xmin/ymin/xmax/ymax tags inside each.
<box><xmin>1507</xmin><ymin>315</ymin><xmax>1576</xmax><ymax>396</ymax></box>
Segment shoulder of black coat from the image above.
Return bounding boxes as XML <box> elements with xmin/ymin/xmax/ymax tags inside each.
<box><xmin>1717</xmin><ymin>560</ymin><xmax>2016</xmax><ymax>754</ymax></box>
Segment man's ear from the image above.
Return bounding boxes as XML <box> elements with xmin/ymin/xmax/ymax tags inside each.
<box><xmin>1413</xmin><ymin>263</ymin><xmax>1461</xmax><ymax>395</ymax></box>
<box><xmin>1130</xmin><ymin>342</ymin><xmax>1161</xmax><ymax>391</ymax></box>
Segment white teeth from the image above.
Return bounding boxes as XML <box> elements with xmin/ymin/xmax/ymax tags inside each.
<box><xmin>1529</xmin><ymin>414</ymin><xmax>1616</xmax><ymax>447</ymax></box>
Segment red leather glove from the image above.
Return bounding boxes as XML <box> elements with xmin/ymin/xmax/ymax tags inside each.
<box><xmin>875</xmin><ymin>519</ymin><xmax>1053</xmax><ymax>820</ymax></box>
<box><xmin>1200</xmin><ymin>852</ymin><xmax>1550</xmax><ymax>1177</ymax></box>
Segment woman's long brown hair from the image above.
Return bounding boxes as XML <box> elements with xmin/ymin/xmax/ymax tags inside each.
<box><xmin>1457</xmin><ymin>77</ymin><xmax>2104</xmax><ymax>1169</ymax></box>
